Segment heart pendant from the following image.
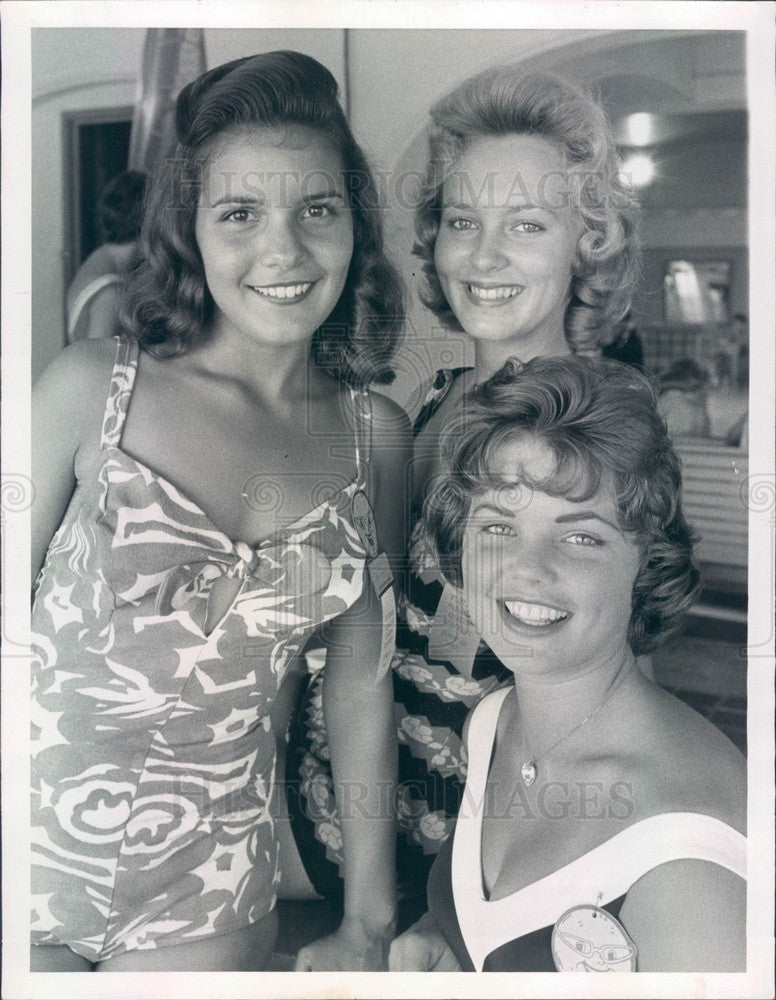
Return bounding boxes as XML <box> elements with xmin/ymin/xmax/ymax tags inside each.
<box><xmin>521</xmin><ymin>761</ymin><xmax>537</xmax><ymax>786</ymax></box>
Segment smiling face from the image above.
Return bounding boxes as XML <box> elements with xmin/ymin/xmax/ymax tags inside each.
<box><xmin>461</xmin><ymin>435</ymin><xmax>641</xmax><ymax>677</ymax></box>
<box><xmin>195</xmin><ymin>125</ymin><xmax>354</xmax><ymax>349</ymax></box>
<box><xmin>433</xmin><ymin>133</ymin><xmax>580</xmax><ymax>358</ymax></box>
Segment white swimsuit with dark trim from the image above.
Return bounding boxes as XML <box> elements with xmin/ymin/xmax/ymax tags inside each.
<box><xmin>427</xmin><ymin>687</ymin><xmax>747</xmax><ymax>971</ymax></box>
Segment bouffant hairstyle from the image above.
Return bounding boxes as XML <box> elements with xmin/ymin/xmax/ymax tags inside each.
<box><xmin>122</xmin><ymin>50</ymin><xmax>403</xmax><ymax>384</ymax></box>
<box><xmin>424</xmin><ymin>356</ymin><xmax>699</xmax><ymax>654</ymax></box>
<box><xmin>413</xmin><ymin>70</ymin><xmax>641</xmax><ymax>354</ymax></box>
<box><xmin>100</xmin><ymin>170</ymin><xmax>147</xmax><ymax>244</ymax></box>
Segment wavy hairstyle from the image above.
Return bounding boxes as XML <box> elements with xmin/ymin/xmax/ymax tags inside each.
<box><xmin>424</xmin><ymin>356</ymin><xmax>699</xmax><ymax>654</ymax></box>
<box><xmin>122</xmin><ymin>50</ymin><xmax>403</xmax><ymax>384</ymax></box>
<box><xmin>413</xmin><ymin>70</ymin><xmax>641</xmax><ymax>353</ymax></box>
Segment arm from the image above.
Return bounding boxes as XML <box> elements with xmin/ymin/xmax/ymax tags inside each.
<box><xmin>618</xmin><ymin>859</ymin><xmax>746</xmax><ymax>972</ymax></box>
<box><xmin>295</xmin><ymin>396</ymin><xmax>412</xmax><ymax>971</ymax></box>
<box><xmin>389</xmin><ymin>909</ymin><xmax>461</xmax><ymax>971</ymax></box>
<box><xmin>32</xmin><ymin>339</ymin><xmax>114</xmax><ymax>580</ymax></box>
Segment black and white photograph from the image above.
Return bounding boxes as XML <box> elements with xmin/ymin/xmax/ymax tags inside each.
<box><xmin>2</xmin><ymin>2</ymin><xmax>774</xmax><ymax>998</ymax></box>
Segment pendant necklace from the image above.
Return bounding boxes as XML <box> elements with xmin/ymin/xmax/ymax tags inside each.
<box><xmin>519</xmin><ymin>664</ymin><xmax>632</xmax><ymax>786</ymax></box>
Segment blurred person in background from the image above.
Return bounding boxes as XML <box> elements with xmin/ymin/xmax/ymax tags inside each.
<box><xmin>66</xmin><ymin>169</ymin><xmax>147</xmax><ymax>342</ymax></box>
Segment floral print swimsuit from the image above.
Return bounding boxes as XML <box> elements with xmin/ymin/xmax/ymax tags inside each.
<box><xmin>30</xmin><ymin>335</ymin><xmax>374</xmax><ymax>961</ymax></box>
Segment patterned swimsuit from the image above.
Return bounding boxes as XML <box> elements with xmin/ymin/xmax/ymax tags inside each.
<box><xmin>31</xmin><ymin>335</ymin><xmax>374</xmax><ymax>961</ymax></box>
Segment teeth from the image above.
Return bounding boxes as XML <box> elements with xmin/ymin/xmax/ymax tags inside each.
<box><xmin>504</xmin><ymin>600</ymin><xmax>568</xmax><ymax>626</ymax></box>
<box><xmin>467</xmin><ymin>284</ymin><xmax>522</xmax><ymax>301</ymax></box>
<box><xmin>252</xmin><ymin>282</ymin><xmax>312</xmax><ymax>299</ymax></box>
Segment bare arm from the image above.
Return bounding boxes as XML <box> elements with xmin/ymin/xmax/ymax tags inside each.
<box><xmin>619</xmin><ymin>859</ymin><xmax>746</xmax><ymax>971</ymax></box>
<box><xmin>31</xmin><ymin>339</ymin><xmax>114</xmax><ymax>580</ymax></box>
<box><xmin>295</xmin><ymin>395</ymin><xmax>412</xmax><ymax>970</ymax></box>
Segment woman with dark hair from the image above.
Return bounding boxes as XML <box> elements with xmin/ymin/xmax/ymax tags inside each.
<box><xmin>66</xmin><ymin>169</ymin><xmax>147</xmax><ymax>342</ymax></box>
<box><xmin>390</xmin><ymin>356</ymin><xmax>746</xmax><ymax>972</ymax></box>
<box><xmin>31</xmin><ymin>50</ymin><xmax>409</xmax><ymax>972</ymax></box>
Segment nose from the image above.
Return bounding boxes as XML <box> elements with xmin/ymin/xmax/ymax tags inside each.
<box><xmin>258</xmin><ymin>213</ymin><xmax>306</xmax><ymax>270</ymax></box>
<box><xmin>469</xmin><ymin>226</ymin><xmax>509</xmax><ymax>273</ymax></box>
<box><xmin>502</xmin><ymin>534</ymin><xmax>559</xmax><ymax>588</ymax></box>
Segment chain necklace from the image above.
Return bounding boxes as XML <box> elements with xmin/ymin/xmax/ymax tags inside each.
<box><xmin>519</xmin><ymin>664</ymin><xmax>633</xmax><ymax>786</ymax></box>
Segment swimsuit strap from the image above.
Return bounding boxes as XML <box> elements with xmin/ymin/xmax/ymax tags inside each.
<box><xmin>100</xmin><ymin>335</ymin><xmax>140</xmax><ymax>449</ymax></box>
<box><xmin>412</xmin><ymin>366</ymin><xmax>471</xmax><ymax>436</ymax></box>
<box><xmin>349</xmin><ymin>386</ymin><xmax>373</xmax><ymax>489</ymax></box>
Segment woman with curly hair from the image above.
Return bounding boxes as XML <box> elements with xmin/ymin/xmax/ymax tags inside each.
<box><xmin>289</xmin><ymin>66</ymin><xmax>643</xmax><ymax>912</ymax></box>
<box><xmin>392</xmin><ymin>67</ymin><xmax>641</xmax><ymax>894</ymax></box>
<box><xmin>30</xmin><ymin>50</ymin><xmax>409</xmax><ymax>972</ymax></box>
<box><xmin>390</xmin><ymin>356</ymin><xmax>746</xmax><ymax>972</ymax></box>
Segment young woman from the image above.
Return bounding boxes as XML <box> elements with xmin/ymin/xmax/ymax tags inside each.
<box><xmin>287</xmin><ymin>68</ymin><xmax>641</xmax><ymax>904</ymax></box>
<box><xmin>30</xmin><ymin>51</ymin><xmax>410</xmax><ymax>972</ymax></box>
<box><xmin>390</xmin><ymin>356</ymin><xmax>746</xmax><ymax>972</ymax></box>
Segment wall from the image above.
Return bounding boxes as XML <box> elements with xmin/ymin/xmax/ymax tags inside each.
<box><xmin>31</xmin><ymin>28</ymin><xmax>748</xmax><ymax>400</ymax></box>
<box><xmin>31</xmin><ymin>28</ymin><xmax>345</xmax><ymax>380</ymax></box>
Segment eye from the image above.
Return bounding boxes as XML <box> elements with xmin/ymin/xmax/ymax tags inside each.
<box><xmin>222</xmin><ymin>207</ymin><xmax>253</xmax><ymax>223</ymax></box>
<box><xmin>603</xmin><ymin>945</ymin><xmax>635</xmax><ymax>962</ymax></box>
<box><xmin>482</xmin><ymin>523</ymin><xmax>514</xmax><ymax>536</ymax></box>
<box><xmin>448</xmin><ymin>217</ymin><xmax>477</xmax><ymax>231</ymax></box>
<box><xmin>559</xmin><ymin>932</ymin><xmax>593</xmax><ymax>956</ymax></box>
<box><xmin>302</xmin><ymin>202</ymin><xmax>336</xmax><ymax>220</ymax></box>
<box><xmin>513</xmin><ymin>220</ymin><xmax>544</xmax><ymax>233</ymax></box>
<box><xmin>562</xmin><ymin>531</ymin><xmax>602</xmax><ymax>547</ymax></box>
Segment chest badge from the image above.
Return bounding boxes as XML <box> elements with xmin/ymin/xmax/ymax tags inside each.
<box><xmin>551</xmin><ymin>904</ymin><xmax>637</xmax><ymax>972</ymax></box>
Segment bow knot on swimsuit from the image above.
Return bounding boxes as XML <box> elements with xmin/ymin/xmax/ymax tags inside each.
<box><xmin>153</xmin><ymin>542</ymin><xmax>333</xmax><ymax>618</ymax></box>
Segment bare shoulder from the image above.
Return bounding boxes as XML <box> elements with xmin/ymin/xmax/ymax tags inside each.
<box><xmin>637</xmin><ymin>680</ymin><xmax>747</xmax><ymax>833</ymax></box>
<box><xmin>34</xmin><ymin>336</ymin><xmax>117</xmax><ymax>403</ymax></box>
<box><xmin>33</xmin><ymin>337</ymin><xmax>120</xmax><ymax>464</ymax></box>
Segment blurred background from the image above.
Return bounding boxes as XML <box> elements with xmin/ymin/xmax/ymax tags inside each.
<box><xmin>31</xmin><ymin>27</ymin><xmax>749</xmax><ymax>757</ymax></box>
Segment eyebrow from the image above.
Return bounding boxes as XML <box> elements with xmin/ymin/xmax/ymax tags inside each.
<box><xmin>442</xmin><ymin>201</ymin><xmax>557</xmax><ymax>217</ymax></box>
<box><xmin>554</xmin><ymin>511</ymin><xmax>620</xmax><ymax>531</ymax></box>
<box><xmin>210</xmin><ymin>189</ymin><xmax>345</xmax><ymax>209</ymax></box>
<box><xmin>211</xmin><ymin>194</ymin><xmax>264</xmax><ymax>208</ymax></box>
<box><xmin>469</xmin><ymin>503</ymin><xmax>621</xmax><ymax>532</ymax></box>
<box><xmin>470</xmin><ymin>501</ymin><xmax>515</xmax><ymax>518</ymax></box>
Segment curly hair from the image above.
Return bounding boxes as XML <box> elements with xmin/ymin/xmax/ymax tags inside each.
<box><xmin>122</xmin><ymin>50</ymin><xmax>403</xmax><ymax>385</ymax></box>
<box><xmin>413</xmin><ymin>70</ymin><xmax>641</xmax><ymax>354</ymax></box>
<box><xmin>424</xmin><ymin>356</ymin><xmax>699</xmax><ymax>654</ymax></box>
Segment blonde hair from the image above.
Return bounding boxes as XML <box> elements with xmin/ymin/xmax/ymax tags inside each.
<box><xmin>413</xmin><ymin>69</ymin><xmax>641</xmax><ymax>353</ymax></box>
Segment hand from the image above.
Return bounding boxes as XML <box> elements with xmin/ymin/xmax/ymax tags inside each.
<box><xmin>294</xmin><ymin>914</ymin><xmax>394</xmax><ymax>971</ymax></box>
<box><xmin>388</xmin><ymin>911</ymin><xmax>461</xmax><ymax>972</ymax></box>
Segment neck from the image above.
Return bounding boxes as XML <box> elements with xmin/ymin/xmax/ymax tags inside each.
<box><xmin>190</xmin><ymin>322</ymin><xmax>318</xmax><ymax>402</ymax></box>
<box><xmin>509</xmin><ymin>647</ymin><xmax>637</xmax><ymax>757</ymax></box>
<box><xmin>473</xmin><ymin>327</ymin><xmax>571</xmax><ymax>380</ymax></box>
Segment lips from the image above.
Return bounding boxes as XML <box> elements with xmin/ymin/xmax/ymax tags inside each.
<box><xmin>248</xmin><ymin>281</ymin><xmax>315</xmax><ymax>303</ymax></box>
<box><xmin>503</xmin><ymin>599</ymin><xmax>569</xmax><ymax>627</ymax></box>
<box><xmin>464</xmin><ymin>282</ymin><xmax>523</xmax><ymax>303</ymax></box>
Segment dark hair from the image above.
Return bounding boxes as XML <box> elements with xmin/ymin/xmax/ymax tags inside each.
<box><xmin>100</xmin><ymin>170</ymin><xmax>147</xmax><ymax>244</ymax></box>
<box><xmin>424</xmin><ymin>356</ymin><xmax>699</xmax><ymax>654</ymax></box>
<box><xmin>413</xmin><ymin>70</ymin><xmax>641</xmax><ymax>354</ymax></box>
<box><xmin>658</xmin><ymin>358</ymin><xmax>709</xmax><ymax>394</ymax></box>
<box><xmin>122</xmin><ymin>50</ymin><xmax>403</xmax><ymax>384</ymax></box>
